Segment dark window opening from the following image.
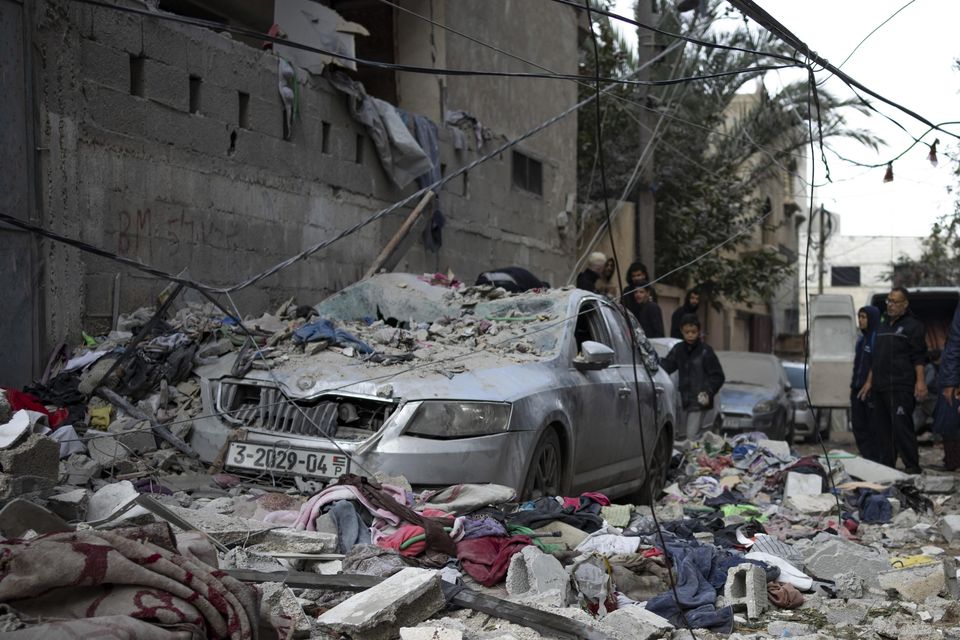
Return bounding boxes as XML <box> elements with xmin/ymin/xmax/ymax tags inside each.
<box><xmin>574</xmin><ymin>302</ymin><xmax>611</xmax><ymax>353</ymax></box>
<box><xmin>512</xmin><ymin>151</ymin><xmax>543</xmax><ymax>195</ymax></box>
<box><xmin>228</xmin><ymin>129</ymin><xmax>237</xmax><ymax>155</ymax></box>
<box><xmin>238</xmin><ymin>91</ymin><xmax>250</xmax><ymax>128</ymax></box>
<box><xmin>330</xmin><ymin>1</ymin><xmax>396</xmax><ymax>103</ymax></box>
<box><xmin>129</xmin><ymin>55</ymin><xmax>145</xmax><ymax>97</ymax></box>
<box><xmin>440</xmin><ymin>163</ymin><xmax>447</xmax><ymax>178</ymax></box>
<box><xmin>321</xmin><ymin>121</ymin><xmax>331</xmax><ymax>154</ymax></box>
<box><xmin>189</xmin><ymin>76</ymin><xmax>202</xmax><ymax>113</ymax></box>
<box><xmin>355</xmin><ymin>133</ymin><xmax>364</xmax><ymax>164</ymax></box>
<box><xmin>831</xmin><ymin>266</ymin><xmax>861</xmax><ymax>287</ymax></box>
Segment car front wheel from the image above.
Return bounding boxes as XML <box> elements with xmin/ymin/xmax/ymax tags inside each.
<box><xmin>521</xmin><ymin>429</ymin><xmax>563</xmax><ymax>500</ymax></box>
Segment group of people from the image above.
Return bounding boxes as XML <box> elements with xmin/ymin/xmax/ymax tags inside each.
<box><xmin>576</xmin><ymin>251</ymin><xmax>703</xmax><ymax>341</ymax></box>
<box><xmin>850</xmin><ymin>286</ymin><xmax>960</xmax><ymax>473</ymax></box>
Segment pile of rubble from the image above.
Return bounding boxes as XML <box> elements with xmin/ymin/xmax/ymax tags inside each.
<box><xmin>3</xmin><ymin>395</ymin><xmax>960</xmax><ymax>639</ymax></box>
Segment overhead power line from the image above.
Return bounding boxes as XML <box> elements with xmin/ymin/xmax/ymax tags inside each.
<box><xmin>726</xmin><ymin>0</ymin><xmax>960</xmax><ymax>142</ymax></box>
<box><xmin>70</xmin><ymin>0</ymin><xmax>800</xmax><ymax>88</ymax></box>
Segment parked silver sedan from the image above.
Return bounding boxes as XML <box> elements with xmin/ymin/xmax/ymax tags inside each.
<box><xmin>782</xmin><ymin>361</ymin><xmax>831</xmax><ymax>442</ymax></box>
<box><xmin>190</xmin><ymin>274</ymin><xmax>677</xmax><ymax>500</ymax></box>
<box><xmin>715</xmin><ymin>351</ymin><xmax>793</xmax><ymax>441</ymax></box>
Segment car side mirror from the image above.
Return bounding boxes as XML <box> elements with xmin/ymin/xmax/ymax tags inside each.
<box><xmin>785</xmin><ymin>384</ymin><xmax>792</xmax><ymax>392</ymax></box>
<box><xmin>575</xmin><ymin>341</ymin><xmax>615</xmax><ymax>371</ymax></box>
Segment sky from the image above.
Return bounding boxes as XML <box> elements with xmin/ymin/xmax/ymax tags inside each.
<box><xmin>611</xmin><ymin>0</ymin><xmax>960</xmax><ymax>238</ymax></box>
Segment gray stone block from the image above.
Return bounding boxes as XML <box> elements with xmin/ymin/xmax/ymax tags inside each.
<box><xmin>399</xmin><ymin>628</ymin><xmax>463</xmax><ymax>640</ymax></box>
<box><xmin>833</xmin><ymin>572</ymin><xmax>864</xmax><ymax>599</ymax></box>
<box><xmin>768</xmin><ymin>621</ymin><xmax>815</xmax><ymax>636</ymax></box>
<box><xmin>723</xmin><ymin>563</ymin><xmax>768</xmax><ymax>619</ymax></box>
<box><xmin>0</xmin><ymin>434</ymin><xmax>59</xmax><ymax>480</ymax></box>
<box><xmin>317</xmin><ymin>568</ymin><xmax>444</xmax><ymax>640</ymax></box>
<box><xmin>61</xmin><ymin>454</ymin><xmax>102</xmax><ymax>485</ymax></box>
<box><xmin>941</xmin><ymin>514</ymin><xmax>960</xmax><ymax>544</ymax></box>
<box><xmin>804</xmin><ymin>538</ymin><xmax>889</xmax><ymax>588</ymax></box>
<box><xmin>916</xmin><ymin>474</ymin><xmax>955</xmax><ymax>493</ymax></box>
<box><xmin>601</xmin><ymin>606</ymin><xmax>673</xmax><ymax>640</ymax></box>
<box><xmin>87</xmin><ymin>434</ymin><xmax>132</xmax><ymax>468</ymax></box>
<box><xmin>505</xmin><ymin>545</ymin><xmax>571</xmax><ymax>605</ymax></box>
<box><xmin>108</xmin><ymin>419</ymin><xmax>158</xmax><ymax>454</ymax></box>
<box><xmin>877</xmin><ymin>562</ymin><xmax>947</xmax><ymax>603</ymax></box>
<box><xmin>47</xmin><ymin>488</ymin><xmax>90</xmax><ymax>521</ymax></box>
<box><xmin>80</xmin><ymin>38</ymin><xmax>130</xmax><ymax>92</ymax></box>
<box><xmin>142</xmin><ymin>58</ymin><xmax>189</xmax><ymax>111</ymax></box>
<box><xmin>260</xmin><ymin>582</ymin><xmax>312</xmax><ymax>638</ymax></box>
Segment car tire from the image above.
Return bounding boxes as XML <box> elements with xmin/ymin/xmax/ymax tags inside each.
<box><xmin>521</xmin><ymin>429</ymin><xmax>563</xmax><ymax>501</ymax></box>
<box><xmin>635</xmin><ymin>427</ymin><xmax>671</xmax><ymax>506</ymax></box>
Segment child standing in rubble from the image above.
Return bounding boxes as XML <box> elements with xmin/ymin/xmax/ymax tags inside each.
<box><xmin>660</xmin><ymin>314</ymin><xmax>725</xmax><ymax>441</ymax></box>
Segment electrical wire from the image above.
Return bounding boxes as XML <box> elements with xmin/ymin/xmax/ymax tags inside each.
<box><xmin>70</xmin><ymin>0</ymin><xmax>798</xmax><ymax>88</ymax></box>
<box><xmin>726</xmin><ymin>0</ymin><xmax>960</xmax><ymax>142</ymax></box>
<box><xmin>581</xmin><ymin>2</ymin><xmax>696</xmax><ymax>634</ymax></box>
<box><xmin>551</xmin><ymin>0</ymin><xmax>802</xmax><ymax>65</ymax></box>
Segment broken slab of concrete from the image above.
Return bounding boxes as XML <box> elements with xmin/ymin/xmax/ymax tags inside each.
<box><xmin>253</xmin><ymin>528</ymin><xmax>338</xmax><ymax>555</ymax></box>
<box><xmin>60</xmin><ymin>454</ymin><xmax>101</xmax><ymax>485</ymax></box>
<box><xmin>784</xmin><ymin>471</ymin><xmax>823</xmax><ymax>498</ymax></box>
<box><xmin>942</xmin><ymin>514</ymin><xmax>960</xmax><ymax>544</ymax></box>
<box><xmin>163</xmin><ymin>505</ymin><xmax>275</xmax><ymax>546</ymax></box>
<box><xmin>804</xmin><ymin>537</ymin><xmax>889</xmax><ymax>588</ymax></box>
<box><xmin>601</xmin><ymin>605</ymin><xmax>673</xmax><ymax>640</ymax></box>
<box><xmin>836</xmin><ymin>453</ymin><xmax>909</xmax><ymax>484</ymax></box>
<box><xmin>261</xmin><ymin>581</ymin><xmax>313</xmax><ymax>638</ymax></box>
<box><xmin>916</xmin><ymin>474</ymin><xmax>955</xmax><ymax>493</ymax></box>
<box><xmin>758</xmin><ymin>439</ymin><xmax>791</xmax><ymax>457</ymax></box>
<box><xmin>86</xmin><ymin>435</ymin><xmax>132</xmax><ymax>468</ymax></box>
<box><xmin>399</xmin><ymin>628</ymin><xmax>463</xmax><ymax>640</ymax></box>
<box><xmin>877</xmin><ymin>562</ymin><xmax>947</xmax><ymax>603</ymax></box>
<box><xmin>505</xmin><ymin>546</ymin><xmax>571</xmax><ymax>605</ymax></box>
<box><xmin>316</xmin><ymin>568</ymin><xmax>444</xmax><ymax>640</ymax></box>
<box><xmin>782</xmin><ymin>493</ymin><xmax>838</xmax><ymax>515</ymax></box>
<box><xmin>107</xmin><ymin>419</ymin><xmax>158</xmax><ymax>455</ymax></box>
<box><xmin>0</xmin><ymin>434</ymin><xmax>59</xmax><ymax>480</ymax></box>
<box><xmin>46</xmin><ymin>488</ymin><xmax>90</xmax><ymax>521</ymax></box>
<box><xmin>0</xmin><ymin>499</ymin><xmax>71</xmax><ymax>538</ymax></box>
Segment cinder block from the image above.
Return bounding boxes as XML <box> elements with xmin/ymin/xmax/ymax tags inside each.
<box><xmin>90</xmin><ymin>4</ymin><xmax>142</xmax><ymax>53</ymax></box>
<box><xmin>877</xmin><ymin>562</ymin><xmax>947</xmax><ymax>603</ymax></box>
<box><xmin>723</xmin><ymin>563</ymin><xmax>768</xmax><ymax>619</ymax></box>
<box><xmin>80</xmin><ymin>38</ymin><xmax>130</xmax><ymax>92</ymax></box>
<box><xmin>191</xmin><ymin>83</ymin><xmax>239</xmax><ymax>126</ymax></box>
<box><xmin>142</xmin><ymin>58</ymin><xmax>189</xmax><ymax>111</ymax></box>
<box><xmin>140</xmin><ymin>21</ymin><xmax>192</xmax><ymax>69</ymax></box>
<box><xmin>245</xmin><ymin>95</ymin><xmax>285</xmax><ymax>139</ymax></box>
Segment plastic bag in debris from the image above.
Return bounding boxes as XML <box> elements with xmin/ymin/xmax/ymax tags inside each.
<box><xmin>570</xmin><ymin>554</ymin><xmax>617</xmax><ymax>616</ymax></box>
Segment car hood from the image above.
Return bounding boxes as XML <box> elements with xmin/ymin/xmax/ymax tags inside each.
<box><xmin>718</xmin><ymin>383</ymin><xmax>779</xmax><ymax>414</ymax></box>
<box><xmin>198</xmin><ymin>346</ymin><xmax>562</xmax><ymax>403</ymax></box>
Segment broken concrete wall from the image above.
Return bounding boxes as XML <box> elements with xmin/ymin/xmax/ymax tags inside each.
<box><xmin>29</xmin><ymin>0</ymin><xmax>579</xmax><ymax>352</ymax></box>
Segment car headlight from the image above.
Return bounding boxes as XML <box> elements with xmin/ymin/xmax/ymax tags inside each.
<box><xmin>794</xmin><ymin>400</ymin><xmax>809</xmax><ymax>411</ymax></box>
<box><xmin>753</xmin><ymin>400</ymin><xmax>778</xmax><ymax>414</ymax></box>
<box><xmin>404</xmin><ymin>402</ymin><xmax>512</xmax><ymax>439</ymax></box>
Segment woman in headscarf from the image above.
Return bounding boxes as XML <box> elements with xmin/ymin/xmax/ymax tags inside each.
<box><xmin>851</xmin><ymin>305</ymin><xmax>880</xmax><ymax>461</ymax></box>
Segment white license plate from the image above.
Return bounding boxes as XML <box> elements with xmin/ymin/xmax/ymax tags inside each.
<box><xmin>724</xmin><ymin>417</ymin><xmax>753</xmax><ymax>428</ymax></box>
<box><xmin>227</xmin><ymin>442</ymin><xmax>350</xmax><ymax>478</ymax></box>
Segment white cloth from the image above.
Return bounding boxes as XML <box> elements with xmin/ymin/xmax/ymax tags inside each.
<box><xmin>744</xmin><ymin>550</ymin><xmax>814</xmax><ymax>591</ymax></box>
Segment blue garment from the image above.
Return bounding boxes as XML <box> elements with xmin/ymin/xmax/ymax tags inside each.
<box><xmin>939</xmin><ymin>303</ymin><xmax>960</xmax><ymax>388</ymax></box>
<box><xmin>852</xmin><ymin>305</ymin><xmax>880</xmax><ymax>389</ymax></box>
<box><xmin>293</xmin><ymin>319</ymin><xmax>373</xmax><ymax>354</ymax></box>
<box><xmin>328</xmin><ymin>499</ymin><xmax>371</xmax><ymax>553</ymax></box>
<box><xmin>856</xmin><ymin>488</ymin><xmax>892</xmax><ymax>524</ymax></box>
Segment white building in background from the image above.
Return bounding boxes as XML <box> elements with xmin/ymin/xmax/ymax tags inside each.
<box><xmin>798</xmin><ymin>208</ymin><xmax>923</xmax><ymax>333</ymax></box>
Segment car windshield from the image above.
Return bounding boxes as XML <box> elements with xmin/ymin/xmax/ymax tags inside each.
<box><xmin>313</xmin><ymin>273</ymin><xmax>568</xmax><ymax>357</ymax></box>
<box><xmin>718</xmin><ymin>352</ymin><xmax>779</xmax><ymax>387</ymax></box>
<box><xmin>784</xmin><ymin>365</ymin><xmax>806</xmax><ymax>390</ymax></box>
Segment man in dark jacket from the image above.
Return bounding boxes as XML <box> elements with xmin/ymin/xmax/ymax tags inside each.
<box><xmin>851</xmin><ymin>305</ymin><xmax>881</xmax><ymax>461</ymax></box>
<box><xmin>859</xmin><ymin>287</ymin><xmax>927</xmax><ymax>473</ymax></box>
<box><xmin>625</xmin><ymin>281</ymin><xmax>664</xmax><ymax>338</ymax></box>
<box><xmin>661</xmin><ymin>314</ymin><xmax>725</xmax><ymax>440</ymax></box>
<box><xmin>670</xmin><ymin>288</ymin><xmax>701</xmax><ymax>339</ymax></box>
<box><xmin>475</xmin><ymin>267</ymin><xmax>549</xmax><ymax>292</ymax></box>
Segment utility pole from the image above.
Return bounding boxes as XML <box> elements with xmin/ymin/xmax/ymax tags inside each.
<box><xmin>635</xmin><ymin>0</ymin><xmax>657</xmax><ymax>277</ymax></box>
<box><xmin>817</xmin><ymin>203</ymin><xmax>825</xmax><ymax>294</ymax></box>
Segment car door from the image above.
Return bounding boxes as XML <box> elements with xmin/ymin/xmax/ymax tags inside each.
<box><xmin>569</xmin><ymin>299</ymin><xmax>633</xmax><ymax>492</ymax></box>
<box><xmin>600</xmin><ymin>303</ymin><xmax>656</xmax><ymax>483</ymax></box>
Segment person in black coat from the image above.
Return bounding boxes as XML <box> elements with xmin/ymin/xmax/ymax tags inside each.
<box><xmin>660</xmin><ymin>314</ymin><xmax>725</xmax><ymax>440</ymax></box>
<box><xmin>851</xmin><ymin>305</ymin><xmax>881</xmax><ymax>461</ymax></box>
<box><xmin>670</xmin><ymin>288</ymin><xmax>701</xmax><ymax>339</ymax></box>
<box><xmin>858</xmin><ymin>287</ymin><xmax>927</xmax><ymax>473</ymax></box>
<box><xmin>622</xmin><ymin>260</ymin><xmax>658</xmax><ymax>302</ymax></box>
<box><xmin>475</xmin><ymin>267</ymin><xmax>549</xmax><ymax>292</ymax></box>
<box><xmin>624</xmin><ymin>281</ymin><xmax>664</xmax><ymax>338</ymax></box>
<box><xmin>576</xmin><ymin>252</ymin><xmax>607</xmax><ymax>293</ymax></box>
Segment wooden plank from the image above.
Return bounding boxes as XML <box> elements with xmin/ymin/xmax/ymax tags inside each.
<box><xmin>363</xmin><ymin>189</ymin><xmax>435</xmax><ymax>279</ymax></box>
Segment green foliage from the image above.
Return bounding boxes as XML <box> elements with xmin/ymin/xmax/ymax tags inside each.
<box><xmin>578</xmin><ymin>0</ymin><xmax>878</xmax><ymax>304</ymax></box>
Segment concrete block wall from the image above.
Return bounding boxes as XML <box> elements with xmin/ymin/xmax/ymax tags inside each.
<box><xmin>30</xmin><ymin>0</ymin><xmax>577</xmax><ymax>347</ymax></box>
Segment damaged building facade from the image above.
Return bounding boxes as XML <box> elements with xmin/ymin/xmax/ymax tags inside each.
<box><xmin>1</xmin><ymin>0</ymin><xmax>581</xmax><ymax>385</ymax></box>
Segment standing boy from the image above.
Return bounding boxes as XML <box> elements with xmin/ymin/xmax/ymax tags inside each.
<box><xmin>660</xmin><ymin>314</ymin><xmax>725</xmax><ymax>440</ymax></box>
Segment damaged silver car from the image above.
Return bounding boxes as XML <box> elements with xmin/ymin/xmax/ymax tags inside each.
<box><xmin>191</xmin><ymin>274</ymin><xmax>677</xmax><ymax>500</ymax></box>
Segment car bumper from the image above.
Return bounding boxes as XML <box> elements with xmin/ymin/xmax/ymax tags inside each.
<box><xmin>721</xmin><ymin>412</ymin><xmax>778</xmax><ymax>434</ymax></box>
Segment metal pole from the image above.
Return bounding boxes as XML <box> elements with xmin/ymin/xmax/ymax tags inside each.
<box><xmin>817</xmin><ymin>203</ymin><xmax>825</xmax><ymax>294</ymax></box>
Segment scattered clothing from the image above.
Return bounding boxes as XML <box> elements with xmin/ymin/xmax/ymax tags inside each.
<box><xmin>292</xmin><ymin>318</ymin><xmax>373</xmax><ymax>354</ymax></box>
<box><xmin>456</xmin><ymin>535</ymin><xmax>532</xmax><ymax>587</ymax></box>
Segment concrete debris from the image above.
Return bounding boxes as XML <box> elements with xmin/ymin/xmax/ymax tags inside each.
<box><xmin>783</xmin><ymin>471</ymin><xmax>823</xmax><ymax>498</ymax></box>
<box><xmin>0</xmin><ymin>434</ymin><xmax>59</xmax><ymax>481</ymax></box>
<box><xmin>877</xmin><ymin>562</ymin><xmax>947</xmax><ymax>603</ymax></box>
<box><xmin>782</xmin><ymin>493</ymin><xmax>838</xmax><ymax>515</ymax></box>
<box><xmin>601</xmin><ymin>606</ymin><xmax>673</xmax><ymax>640</ymax></box>
<box><xmin>316</xmin><ymin>568</ymin><xmax>445</xmax><ymax>640</ymax></box>
<box><xmin>260</xmin><ymin>581</ymin><xmax>313</xmax><ymax>638</ymax></box>
<box><xmin>837</xmin><ymin>453</ymin><xmax>911</xmax><ymax>483</ymax></box>
<box><xmin>46</xmin><ymin>488</ymin><xmax>90</xmax><ymax>521</ymax></box>
<box><xmin>724</xmin><ymin>563</ymin><xmax>769</xmax><ymax>619</ymax></box>
<box><xmin>916</xmin><ymin>475</ymin><xmax>956</xmax><ymax>494</ymax></box>
<box><xmin>941</xmin><ymin>514</ymin><xmax>960</xmax><ymax>544</ymax></box>
<box><xmin>505</xmin><ymin>546</ymin><xmax>572</xmax><ymax>605</ymax></box>
<box><xmin>832</xmin><ymin>572</ymin><xmax>864</xmax><ymax>599</ymax></box>
<box><xmin>767</xmin><ymin>621</ymin><xmax>815</xmax><ymax>636</ymax></box>
<box><xmin>803</xmin><ymin>537</ymin><xmax>890</xmax><ymax>588</ymax></box>
<box><xmin>399</xmin><ymin>627</ymin><xmax>464</xmax><ymax>640</ymax></box>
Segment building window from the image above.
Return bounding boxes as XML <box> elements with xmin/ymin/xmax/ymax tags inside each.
<box><xmin>831</xmin><ymin>266</ymin><xmax>861</xmax><ymax>287</ymax></box>
<box><xmin>512</xmin><ymin>151</ymin><xmax>543</xmax><ymax>195</ymax></box>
